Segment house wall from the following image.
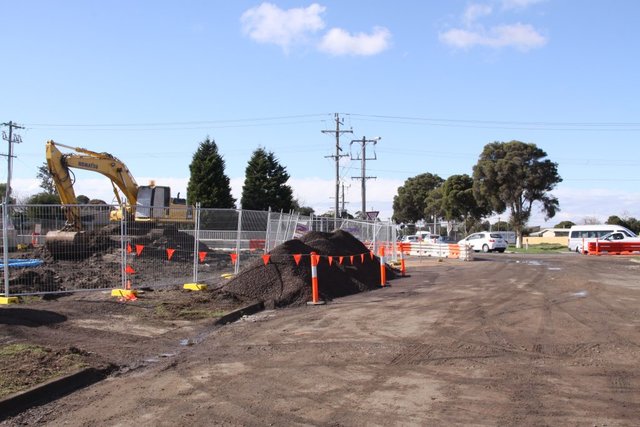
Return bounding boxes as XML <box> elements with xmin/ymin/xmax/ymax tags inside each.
<box><xmin>523</xmin><ymin>236</ymin><xmax>569</xmax><ymax>246</ymax></box>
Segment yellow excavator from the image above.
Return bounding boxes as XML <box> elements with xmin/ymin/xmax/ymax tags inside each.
<box><xmin>45</xmin><ymin>140</ymin><xmax>192</xmax><ymax>257</ymax></box>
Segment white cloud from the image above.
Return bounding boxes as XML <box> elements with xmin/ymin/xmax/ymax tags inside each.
<box><xmin>440</xmin><ymin>23</ymin><xmax>547</xmax><ymax>51</ymax></box>
<box><xmin>240</xmin><ymin>3</ymin><xmax>391</xmax><ymax>57</ymax></box>
<box><xmin>501</xmin><ymin>0</ymin><xmax>546</xmax><ymax>10</ymax></box>
<box><xmin>441</xmin><ymin>1</ymin><xmax>547</xmax><ymax>52</ymax></box>
<box><xmin>463</xmin><ymin>3</ymin><xmax>493</xmax><ymax>26</ymax></box>
<box><xmin>318</xmin><ymin>26</ymin><xmax>391</xmax><ymax>56</ymax></box>
<box><xmin>240</xmin><ymin>2</ymin><xmax>326</xmax><ymax>52</ymax></box>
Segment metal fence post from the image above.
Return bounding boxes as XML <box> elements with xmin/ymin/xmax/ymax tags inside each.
<box><xmin>372</xmin><ymin>221</ymin><xmax>377</xmax><ymax>256</ymax></box>
<box><xmin>2</xmin><ymin>202</ymin><xmax>10</xmax><ymax>297</ymax></box>
<box><xmin>234</xmin><ymin>208</ymin><xmax>243</xmax><ymax>275</ymax></box>
<box><xmin>120</xmin><ymin>206</ymin><xmax>127</xmax><ymax>290</ymax></box>
<box><xmin>192</xmin><ymin>203</ymin><xmax>201</xmax><ymax>284</ymax></box>
<box><xmin>265</xmin><ymin>207</ymin><xmax>272</xmax><ymax>253</ymax></box>
<box><xmin>391</xmin><ymin>220</ymin><xmax>398</xmax><ymax>262</ymax></box>
<box><xmin>275</xmin><ymin>210</ymin><xmax>283</xmax><ymax>247</ymax></box>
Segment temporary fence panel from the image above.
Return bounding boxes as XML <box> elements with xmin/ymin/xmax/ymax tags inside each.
<box><xmin>123</xmin><ymin>205</ymin><xmax>196</xmax><ymax>289</ymax></box>
<box><xmin>191</xmin><ymin>208</ymin><xmax>240</xmax><ymax>284</ymax></box>
<box><xmin>2</xmin><ymin>203</ymin><xmax>121</xmax><ymax>296</ymax></box>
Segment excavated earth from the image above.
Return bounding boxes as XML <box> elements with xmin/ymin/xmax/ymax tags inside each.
<box><xmin>3</xmin><ymin>245</ymin><xmax>640</xmax><ymax>425</ymax></box>
<box><xmin>224</xmin><ymin>230</ymin><xmax>396</xmax><ymax>307</ymax></box>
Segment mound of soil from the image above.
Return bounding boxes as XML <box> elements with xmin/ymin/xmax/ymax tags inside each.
<box><xmin>224</xmin><ymin>230</ymin><xmax>396</xmax><ymax>307</ymax></box>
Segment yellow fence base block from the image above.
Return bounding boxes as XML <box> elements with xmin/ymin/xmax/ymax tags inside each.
<box><xmin>183</xmin><ymin>283</ymin><xmax>207</xmax><ymax>291</ymax></box>
<box><xmin>110</xmin><ymin>289</ymin><xmax>138</xmax><ymax>298</ymax></box>
<box><xmin>221</xmin><ymin>273</ymin><xmax>234</xmax><ymax>279</ymax></box>
<box><xmin>0</xmin><ymin>296</ymin><xmax>19</xmax><ymax>305</ymax></box>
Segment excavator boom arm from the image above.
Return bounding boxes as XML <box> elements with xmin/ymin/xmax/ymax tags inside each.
<box><xmin>45</xmin><ymin>140</ymin><xmax>140</xmax><ymax>228</ymax></box>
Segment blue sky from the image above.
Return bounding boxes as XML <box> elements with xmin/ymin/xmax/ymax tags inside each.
<box><xmin>2</xmin><ymin>0</ymin><xmax>640</xmax><ymax>226</ymax></box>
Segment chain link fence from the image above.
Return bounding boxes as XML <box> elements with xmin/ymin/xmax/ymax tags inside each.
<box><xmin>1</xmin><ymin>203</ymin><xmax>396</xmax><ymax>298</ymax></box>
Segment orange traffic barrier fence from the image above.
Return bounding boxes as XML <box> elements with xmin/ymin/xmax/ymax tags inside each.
<box><xmin>587</xmin><ymin>241</ymin><xmax>640</xmax><ymax>255</ymax></box>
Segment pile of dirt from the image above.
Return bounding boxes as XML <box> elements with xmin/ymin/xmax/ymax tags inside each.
<box><xmin>224</xmin><ymin>230</ymin><xmax>396</xmax><ymax>307</ymax></box>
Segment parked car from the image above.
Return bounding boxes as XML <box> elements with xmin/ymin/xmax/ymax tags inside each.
<box><xmin>401</xmin><ymin>235</ymin><xmax>420</xmax><ymax>243</ymax></box>
<box><xmin>401</xmin><ymin>234</ymin><xmax>438</xmax><ymax>244</ymax></box>
<box><xmin>458</xmin><ymin>232</ymin><xmax>507</xmax><ymax>253</ymax></box>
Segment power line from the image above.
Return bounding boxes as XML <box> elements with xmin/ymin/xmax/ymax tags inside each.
<box><xmin>24</xmin><ymin>113</ymin><xmax>329</xmax><ymax>128</ymax></box>
<box><xmin>349</xmin><ymin>113</ymin><xmax>640</xmax><ymax>128</ymax></box>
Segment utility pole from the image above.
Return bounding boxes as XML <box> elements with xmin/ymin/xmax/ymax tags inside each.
<box><xmin>322</xmin><ymin>113</ymin><xmax>351</xmax><ymax>226</ymax></box>
<box><xmin>1</xmin><ymin>121</ymin><xmax>24</xmax><ymax>203</ymax></box>
<box><xmin>350</xmin><ymin>136</ymin><xmax>380</xmax><ymax>219</ymax></box>
<box><xmin>2</xmin><ymin>121</ymin><xmax>23</xmax><ymax>298</ymax></box>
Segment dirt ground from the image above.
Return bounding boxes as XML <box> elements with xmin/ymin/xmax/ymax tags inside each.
<box><xmin>2</xmin><ymin>252</ymin><xmax>640</xmax><ymax>425</ymax></box>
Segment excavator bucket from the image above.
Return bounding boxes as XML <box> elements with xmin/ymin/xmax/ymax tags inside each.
<box><xmin>45</xmin><ymin>231</ymin><xmax>90</xmax><ymax>260</ymax></box>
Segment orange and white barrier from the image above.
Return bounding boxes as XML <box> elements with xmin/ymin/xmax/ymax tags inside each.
<box><xmin>587</xmin><ymin>241</ymin><xmax>640</xmax><ymax>255</ymax></box>
<box><xmin>398</xmin><ymin>242</ymin><xmax>473</xmax><ymax>261</ymax></box>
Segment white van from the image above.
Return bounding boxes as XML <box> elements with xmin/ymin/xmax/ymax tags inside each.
<box><xmin>568</xmin><ymin>224</ymin><xmax>636</xmax><ymax>252</ymax></box>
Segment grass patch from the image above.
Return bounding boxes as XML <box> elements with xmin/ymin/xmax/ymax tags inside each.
<box><xmin>177</xmin><ymin>309</ymin><xmax>226</xmax><ymax>319</ymax></box>
<box><xmin>507</xmin><ymin>244</ymin><xmax>568</xmax><ymax>254</ymax></box>
<box><xmin>151</xmin><ymin>302</ymin><xmax>226</xmax><ymax>320</ymax></box>
<box><xmin>0</xmin><ymin>343</ymin><xmax>46</xmax><ymax>358</ymax></box>
<box><xmin>0</xmin><ymin>344</ymin><xmax>89</xmax><ymax>398</ymax></box>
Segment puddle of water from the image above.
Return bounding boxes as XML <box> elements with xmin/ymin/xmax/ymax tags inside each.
<box><xmin>572</xmin><ymin>291</ymin><xmax>588</xmax><ymax>298</ymax></box>
<box><xmin>548</xmin><ymin>267</ymin><xmax>562</xmax><ymax>271</ymax></box>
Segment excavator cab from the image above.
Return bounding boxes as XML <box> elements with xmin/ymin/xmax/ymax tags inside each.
<box><xmin>136</xmin><ymin>185</ymin><xmax>170</xmax><ymax>220</ymax></box>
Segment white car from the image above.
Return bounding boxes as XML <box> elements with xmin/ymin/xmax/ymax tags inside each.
<box><xmin>401</xmin><ymin>234</ymin><xmax>438</xmax><ymax>244</ymax></box>
<box><xmin>458</xmin><ymin>232</ymin><xmax>507</xmax><ymax>253</ymax></box>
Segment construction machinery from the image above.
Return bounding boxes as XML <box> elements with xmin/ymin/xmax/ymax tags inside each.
<box><xmin>45</xmin><ymin>140</ymin><xmax>192</xmax><ymax>257</ymax></box>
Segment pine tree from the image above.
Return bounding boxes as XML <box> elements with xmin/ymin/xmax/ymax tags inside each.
<box><xmin>241</xmin><ymin>148</ymin><xmax>294</xmax><ymax>212</ymax></box>
<box><xmin>186</xmin><ymin>137</ymin><xmax>235</xmax><ymax>208</ymax></box>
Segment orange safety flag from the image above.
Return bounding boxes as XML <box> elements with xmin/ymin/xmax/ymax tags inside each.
<box><xmin>262</xmin><ymin>254</ymin><xmax>271</xmax><ymax>265</ymax></box>
<box><xmin>126</xmin><ymin>243</ymin><xmax>132</xmax><ymax>254</ymax></box>
<box><xmin>230</xmin><ymin>253</ymin><xmax>238</xmax><ymax>264</ymax></box>
<box><xmin>293</xmin><ymin>254</ymin><xmax>302</xmax><ymax>265</ymax></box>
<box><xmin>199</xmin><ymin>251</ymin><xmax>207</xmax><ymax>262</ymax></box>
<box><xmin>166</xmin><ymin>248</ymin><xmax>175</xmax><ymax>260</ymax></box>
<box><xmin>349</xmin><ymin>255</ymin><xmax>354</xmax><ymax>265</ymax></box>
<box><xmin>328</xmin><ymin>256</ymin><xmax>333</xmax><ymax>266</ymax></box>
<box><xmin>360</xmin><ymin>253</ymin><xmax>365</xmax><ymax>263</ymax></box>
<box><xmin>312</xmin><ymin>254</ymin><xmax>321</xmax><ymax>266</ymax></box>
<box><xmin>136</xmin><ymin>245</ymin><xmax>144</xmax><ymax>256</ymax></box>
<box><xmin>125</xmin><ymin>265</ymin><xmax>135</xmax><ymax>274</ymax></box>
